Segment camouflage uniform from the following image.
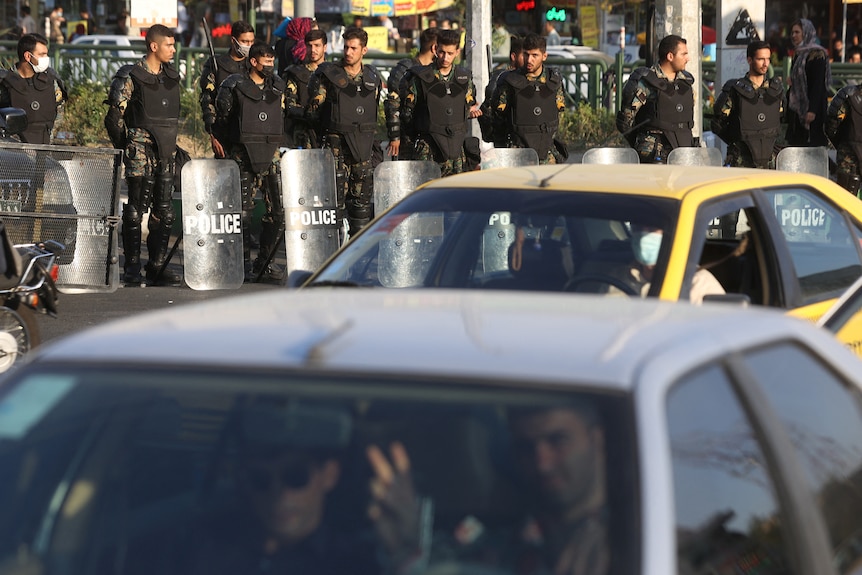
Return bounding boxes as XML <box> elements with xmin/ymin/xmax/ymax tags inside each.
<box><xmin>215</xmin><ymin>70</ymin><xmax>286</xmax><ymax>277</ymax></box>
<box><xmin>488</xmin><ymin>66</ymin><xmax>566</xmax><ymax>164</ymax></box>
<box><xmin>400</xmin><ymin>64</ymin><xmax>479</xmax><ymax>176</ymax></box>
<box><xmin>616</xmin><ymin>64</ymin><xmax>696</xmax><ymax>164</ymax></box>
<box><xmin>383</xmin><ymin>56</ymin><xmax>418</xmax><ymax>158</ymax></box>
<box><xmin>199</xmin><ymin>53</ymin><xmax>248</xmax><ymax>146</ymax></box>
<box><xmin>105</xmin><ymin>57</ymin><xmax>180</xmax><ymax>285</ymax></box>
<box><xmin>284</xmin><ymin>62</ymin><xmax>319</xmax><ymax>149</ymax></box>
<box><xmin>827</xmin><ymin>84</ymin><xmax>862</xmax><ymax>195</ymax></box>
<box><xmin>307</xmin><ymin>62</ymin><xmax>390</xmax><ymax>236</ymax></box>
<box><xmin>711</xmin><ymin>75</ymin><xmax>784</xmax><ymax>168</ymax></box>
<box><xmin>0</xmin><ymin>66</ymin><xmax>66</xmax><ymax>144</ymax></box>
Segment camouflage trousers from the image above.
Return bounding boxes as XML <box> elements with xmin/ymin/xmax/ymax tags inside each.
<box><xmin>725</xmin><ymin>142</ymin><xmax>776</xmax><ymax>169</ymax></box>
<box><xmin>631</xmin><ymin>131</ymin><xmax>673</xmax><ymax>164</ymax></box>
<box><xmin>124</xmin><ymin>128</ymin><xmax>175</xmax><ymax>177</ymax></box>
<box><xmin>412</xmin><ymin>137</ymin><xmax>470</xmax><ymax>177</ymax></box>
<box><xmin>501</xmin><ymin>140</ymin><xmax>559</xmax><ymax>165</ymax></box>
<box><xmin>227</xmin><ymin>145</ymin><xmax>284</xmax><ymax>265</ymax></box>
<box><xmin>322</xmin><ymin>135</ymin><xmax>374</xmax><ymax>234</ymax></box>
<box><xmin>835</xmin><ymin>145</ymin><xmax>862</xmax><ymax>196</ymax></box>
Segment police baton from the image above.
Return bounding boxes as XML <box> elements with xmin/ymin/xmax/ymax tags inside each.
<box><xmin>202</xmin><ymin>17</ymin><xmax>217</xmax><ymax>74</ymax></box>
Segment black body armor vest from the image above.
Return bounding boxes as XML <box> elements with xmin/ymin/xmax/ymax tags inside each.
<box><xmin>233</xmin><ymin>75</ymin><xmax>285</xmax><ymax>173</ymax></box>
<box><xmin>730</xmin><ymin>78</ymin><xmax>783</xmax><ymax>168</ymax></box>
<box><xmin>320</xmin><ymin>64</ymin><xmax>379</xmax><ymax>162</ymax></box>
<box><xmin>638</xmin><ymin>70</ymin><xmax>694</xmax><ymax>149</ymax></box>
<box><xmin>125</xmin><ymin>64</ymin><xmax>180</xmax><ymax>162</ymax></box>
<box><xmin>503</xmin><ymin>68</ymin><xmax>562</xmax><ymax>158</ymax></box>
<box><xmin>214</xmin><ymin>53</ymin><xmax>247</xmax><ymax>88</ymax></box>
<box><xmin>414</xmin><ymin>65</ymin><xmax>469</xmax><ymax>160</ymax></box>
<box><xmin>2</xmin><ymin>70</ymin><xmax>59</xmax><ymax>144</ymax></box>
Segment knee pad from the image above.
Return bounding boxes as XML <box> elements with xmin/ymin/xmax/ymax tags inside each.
<box><xmin>122</xmin><ymin>203</ymin><xmax>142</xmax><ymax>226</ymax></box>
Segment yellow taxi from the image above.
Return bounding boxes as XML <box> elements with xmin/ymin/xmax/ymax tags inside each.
<box><xmin>304</xmin><ymin>164</ymin><xmax>862</xmax><ymax>350</ymax></box>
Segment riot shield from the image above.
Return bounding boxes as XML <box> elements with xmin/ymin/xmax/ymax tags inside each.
<box><xmin>480</xmin><ymin>148</ymin><xmax>539</xmax><ymax>169</ymax></box>
<box><xmin>776</xmin><ymin>147</ymin><xmax>830</xmax><ymax>178</ymax></box>
<box><xmin>378</xmin><ymin>212</ymin><xmax>445</xmax><ymax>287</ymax></box>
<box><xmin>667</xmin><ymin>147</ymin><xmax>724</xmax><ymax>166</ymax></box>
<box><xmin>373</xmin><ymin>161</ymin><xmax>441</xmax><ymax>215</ymax></box>
<box><xmin>0</xmin><ymin>141</ymin><xmax>122</xmax><ymax>293</ymax></box>
<box><xmin>480</xmin><ymin>212</ymin><xmax>516</xmax><ymax>276</ymax></box>
<box><xmin>581</xmin><ymin>147</ymin><xmax>640</xmax><ymax>164</ymax></box>
<box><xmin>281</xmin><ymin>149</ymin><xmax>340</xmax><ymax>279</ymax></box>
<box><xmin>181</xmin><ymin>159</ymin><xmax>244</xmax><ymax>290</ymax></box>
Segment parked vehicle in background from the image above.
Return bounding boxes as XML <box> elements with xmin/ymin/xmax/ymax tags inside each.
<box><xmin>62</xmin><ymin>35</ymin><xmax>146</xmax><ymax>83</ymax></box>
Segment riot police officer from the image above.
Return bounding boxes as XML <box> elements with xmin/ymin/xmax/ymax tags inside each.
<box><xmin>0</xmin><ymin>33</ymin><xmax>67</xmax><ymax>144</ymax></box>
<box><xmin>711</xmin><ymin>41</ymin><xmax>784</xmax><ymax>168</ymax></box>
<box><xmin>307</xmin><ymin>27</ymin><xmax>396</xmax><ymax>237</ymax></box>
<box><xmin>617</xmin><ymin>34</ymin><xmax>696</xmax><ymax>163</ymax></box>
<box><xmin>283</xmin><ymin>28</ymin><xmax>327</xmax><ymax>149</ymax></box>
<box><xmin>200</xmin><ymin>21</ymin><xmax>254</xmax><ymax>158</ymax></box>
<box><xmin>399</xmin><ymin>29</ymin><xmax>481</xmax><ymax>175</ymax></box>
<box><xmin>105</xmin><ymin>24</ymin><xmax>181</xmax><ymax>286</ymax></box>
<box><xmin>478</xmin><ymin>34</ymin><xmax>522</xmax><ymax>146</ymax></box>
<box><xmin>486</xmin><ymin>33</ymin><xmax>566</xmax><ymax>164</ymax></box>
<box><xmin>827</xmin><ymin>80</ymin><xmax>862</xmax><ymax>194</ymax></box>
<box><xmin>384</xmin><ymin>27</ymin><xmax>437</xmax><ymax>159</ymax></box>
<box><xmin>215</xmin><ymin>42</ymin><xmax>286</xmax><ymax>280</ymax></box>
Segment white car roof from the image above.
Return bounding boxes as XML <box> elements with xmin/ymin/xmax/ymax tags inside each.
<box><xmin>33</xmin><ymin>290</ymin><xmax>851</xmax><ymax>389</ymax></box>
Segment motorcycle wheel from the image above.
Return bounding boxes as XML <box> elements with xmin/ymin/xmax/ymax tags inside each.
<box><xmin>0</xmin><ymin>301</ymin><xmax>40</xmax><ymax>373</ymax></box>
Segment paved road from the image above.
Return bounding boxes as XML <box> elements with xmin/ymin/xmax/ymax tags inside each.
<box><xmin>35</xmin><ymin>275</ymin><xmax>282</xmax><ymax>345</ymax></box>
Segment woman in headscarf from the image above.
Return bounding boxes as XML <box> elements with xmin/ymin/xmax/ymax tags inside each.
<box><xmin>275</xmin><ymin>17</ymin><xmax>317</xmax><ymax>76</ymax></box>
<box><xmin>788</xmin><ymin>19</ymin><xmax>832</xmax><ymax>146</ymax></box>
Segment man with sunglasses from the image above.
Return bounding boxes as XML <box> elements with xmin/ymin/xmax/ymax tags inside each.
<box><xmin>189</xmin><ymin>404</ymin><xmax>377</xmax><ymax>575</ymax></box>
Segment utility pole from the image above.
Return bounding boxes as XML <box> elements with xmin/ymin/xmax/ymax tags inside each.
<box><xmin>654</xmin><ymin>0</ymin><xmax>702</xmax><ymax>138</ymax></box>
<box><xmin>296</xmin><ymin>0</ymin><xmax>314</xmax><ymax>18</ymax></box>
<box><xmin>467</xmin><ymin>0</ymin><xmax>492</xmax><ymax>141</ymax></box>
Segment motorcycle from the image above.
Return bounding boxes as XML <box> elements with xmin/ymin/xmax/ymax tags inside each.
<box><xmin>0</xmin><ymin>227</ymin><xmax>63</xmax><ymax>372</ymax></box>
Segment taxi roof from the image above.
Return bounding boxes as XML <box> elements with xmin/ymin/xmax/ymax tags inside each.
<box><xmin>421</xmin><ymin>164</ymin><xmax>838</xmax><ymax>201</ymax></box>
<box><xmin>30</xmin><ymin>290</ymin><xmax>844</xmax><ymax>392</ymax></box>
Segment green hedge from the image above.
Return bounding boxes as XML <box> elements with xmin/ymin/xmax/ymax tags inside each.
<box><xmin>56</xmin><ymin>87</ymin><xmax>627</xmax><ymax>155</ymax></box>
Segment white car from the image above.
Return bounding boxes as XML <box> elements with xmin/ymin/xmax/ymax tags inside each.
<box><xmin>1</xmin><ymin>290</ymin><xmax>862</xmax><ymax>575</ymax></box>
<box><xmin>62</xmin><ymin>35</ymin><xmax>147</xmax><ymax>83</ymax></box>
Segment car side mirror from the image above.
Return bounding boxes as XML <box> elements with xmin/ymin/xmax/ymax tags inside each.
<box><xmin>286</xmin><ymin>269</ymin><xmax>313</xmax><ymax>289</ymax></box>
<box><xmin>0</xmin><ymin>107</ymin><xmax>28</xmax><ymax>137</ymax></box>
<box><xmin>702</xmin><ymin>293</ymin><xmax>751</xmax><ymax>307</ymax></box>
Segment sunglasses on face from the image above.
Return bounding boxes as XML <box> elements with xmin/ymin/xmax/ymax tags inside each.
<box><xmin>245</xmin><ymin>462</ymin><xmax>314</xmax><ymax>492</ymax></box>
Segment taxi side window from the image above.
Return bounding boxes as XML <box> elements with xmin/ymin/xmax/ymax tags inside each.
<box><xmin>744</xmin><ymin>342</ymin><xmax>862</xmax><ymax>575</ymax></box>
<box><xmin>667</xmin><ymin>363</ymin><xmax>794</xmax><ymax>575</ymax></box>
<box><xmin>763</xmin><ymin>188</ymin><xmax>862</xmax><ymax>302</ymax></box>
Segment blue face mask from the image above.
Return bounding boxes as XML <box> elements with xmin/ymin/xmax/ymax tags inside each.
<box><xmin>632</xmin><ymin>231</ymin><xmax>663</xmax><ymax>266</ymax></box>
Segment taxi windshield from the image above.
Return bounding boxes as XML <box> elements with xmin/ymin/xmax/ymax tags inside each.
<box><xmin>310</xmin><ymin>187</ymin><xmax>679</xmax><ymax>295</ymax></box>
<box><xmin>0</xmin><ymin>366</ymin><xmax>638</xmax><ymax>575</ymax></box>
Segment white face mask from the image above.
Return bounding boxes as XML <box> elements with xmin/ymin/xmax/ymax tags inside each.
<box><xmin>30</xmin><ymin>55</ymin><xmax>50</xmax><ymax>73</ymax></box>
<box><xmin>233</xmin><ymin>38</ymin><xmax>250</xmax><ymax>58</ymax></box>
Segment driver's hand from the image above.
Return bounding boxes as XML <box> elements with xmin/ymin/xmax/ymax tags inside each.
<box><xmin>367</xmin><ymin>442</ymin><xmax>422</xmax><ymax>559</ymax></box>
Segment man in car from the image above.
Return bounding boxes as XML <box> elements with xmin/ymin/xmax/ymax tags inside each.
<box><xmin>486</xmin><ymin>33</ymin><xmax>567</xmax><ymax>164</ymax></box>
<box><xmin>0</xmin><ymin>33</ymin><xmax>67</xmax><ymax>144</ymax></box>
<box><xmin>199</xmin><ymin>21</ymin><xmax>255</xmax><ymax>158</ymax></box>
<box><xmin>617</xmin><ymin>35</ymin><xmax>696</xmax><ymax>164</ymax></box>
<box><xmin>384</xmin><ymin>27</ymin><xmax>438</xmax><ymax>159</ymax></box>
<box><xmin>827</xmin><ymin>72</ymin><xmax>862</xmax><ymax>195</ymax></box>
<box><xmin>215</xmin><ymin>42</ymin><xmax>286</xmax><ymax>281</ymax></box>
<box><xmin>367</xmin><ymin>403</ymin><xmax>609</xmax><ymax>575</ymax></box>
<box><xmin>398</xmin><ymin>29</ymin><xmax>482</xmax><ymax>176</ymax></box>
<box><xmin>105</xmin><ymin>24</ymin><xmax>182</xmax><ymax>286</ymax></box>
<box><xmin>189</xmin><ymin>403</ymin><xmax>378</xmax><ymax>575</ymax></box>
<box><xmin>284</xmin><ymin>28</ymin><xmax>327</xmax><ymax>149</ymax></box>
<box><xmin>711</xmin><ymin>41</ymin><xmax>784</xmax><ymax>169</ymax></box>
<box><xmin>306</xmin><ymin>26</ymin><xmax>395</xmax><ymax>238</ymax></box>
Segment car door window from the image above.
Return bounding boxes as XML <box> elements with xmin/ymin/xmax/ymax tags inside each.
<box><xmin>763</xmin><ymin>188</ymin><xmax>862</xmax><ymax>302</ymax></box>
<box><xmin>667</xmin><ymin>364</ymin><xmax>794</xmax><ymax>575</ymax></box>
<box><xmin>744</xmin><ymin>343</ymin><xmax>862</xmax><ymax>575</ymax></box>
